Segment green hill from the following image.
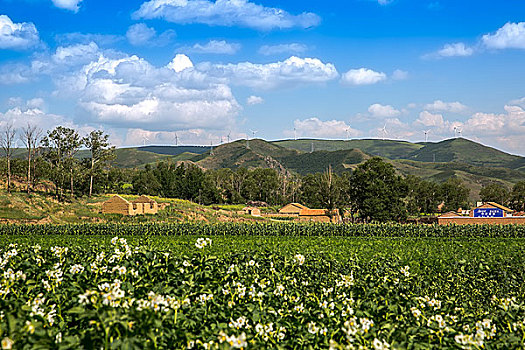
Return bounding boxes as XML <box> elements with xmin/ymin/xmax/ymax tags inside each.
<box><xmin>275</xmin><ymin>139</ymin><xmax>423</xmax><ymax>159</ymax></box>
<box><xmin>406</xmin><ymin>138</ymin><xmax>525</xmax><ymax>169</ymax></box>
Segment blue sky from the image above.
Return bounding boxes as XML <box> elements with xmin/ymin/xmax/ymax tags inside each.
<box><xmin>1</xmin><ymin>0</ymin><xmax>525</xmax><ymax>154</ymax></box>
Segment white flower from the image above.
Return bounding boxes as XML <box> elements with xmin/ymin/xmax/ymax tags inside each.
<box><xmin>308</xmin><ymin>321</ymin><xmax>319</xmax><ymax>334</ymax></box>
<box><xmin>294</xmin><ymin>254</ymin><xmax>305</xmax><ymax>265</ymax></box>
<box><xmin>1</xmin><ymin>337</ymin><xmax>14</xmax><ymax>350</ymax></box>
<box><xmin>400</xmin><ymin>266</ymin><xmax>410</xmax><ymax>277</ymax></box>
<box><xmin>372</xmin><ymin>338</ymin><xmax>390</xmax><ymax>350</ymax></box>
<box><xmin>69</xmin><ymin>264</ymin><xmax>84</xmax><ymax>274</ymax></box>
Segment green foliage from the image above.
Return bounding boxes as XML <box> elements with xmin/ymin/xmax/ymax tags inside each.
<box><xmin>480</xmin><ymin>182</ymin><xmax>510</xmax><ymax>205</ymax></box>
<box><xmin>439</xmin><ymin>177</ymin><xmax>470</xmax><ymax>212</ymax></box>
<box><xmin>510</xmin><ymin>181</ymin><xmax>525</xmax><ymax>212</ymax></box>
<box><xmin>350</xmin><ymin>158</ymin><xmax>408</xmax><ymax>222</ymax></box>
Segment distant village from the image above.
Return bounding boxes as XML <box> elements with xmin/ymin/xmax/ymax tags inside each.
<box><xmin>102</xmin><ymin>195</ymin><xmax>525</xmax><ymax>225</ymax></box>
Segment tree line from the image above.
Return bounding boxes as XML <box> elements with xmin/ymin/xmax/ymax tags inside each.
<box><xmin>2</xmin><ymin>125</ymin><xmax>525</xmax><ymax>222</ymax></box>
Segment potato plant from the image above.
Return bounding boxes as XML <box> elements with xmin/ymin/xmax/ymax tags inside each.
<box><xmin>1</xmin><ymin>232</ymin><xmax>525</xmax><ymax>349</ymax></box>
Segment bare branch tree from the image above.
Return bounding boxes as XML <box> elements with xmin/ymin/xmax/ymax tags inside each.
<box><xmin>0</xmin><ymin>125</ymin><xmax>17</xmax><ymax>193</ymax></box>
<box><xmin>21</xmin><ymin>124</ymin><xmax>42</xmax><ymax>193</ymax></box>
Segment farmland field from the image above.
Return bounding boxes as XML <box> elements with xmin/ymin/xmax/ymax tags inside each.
<box><xmin>2</xmin><ymin>224</ymin><xmax>525</xmax><ymax>349</ymax></box>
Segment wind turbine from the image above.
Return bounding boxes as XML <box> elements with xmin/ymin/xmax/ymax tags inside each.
<box><xmin>456</xmin><ymin>127</ymin><xmax>462</xmax><ymax>138</ymax></box>
<box><xmin>227</xmin><ymin>131</ymin><xmax>231</xmax><ymax>143</ymax></box>
<box><xmin>424</xmin><ymin>130</ymin><xmax>430</xmax><ymax>143</ymax></box>
<box><xmin>142</xmin><ymin>135</ymin><xmax>150</xmax><ymax>147</ymax></box>
<box><xmin>173</xmin><ymin>133</ymin><xmax>179</xmax><ymax>146</ymax></box>
<box><xmin>453</xmin><ymin>126</ymin><xmax>457</xmax><ymax>138</ymax></box>
<box><xmin>381</xmin><ymin>123</ymin><xmax>388</xmax><ymax>140</ymax></box>
<box><xmin>294</xmin><ymin>127</ymin><xmax>297</xmax><ymax>141</ymax></box>
<box><xmin>249</xmin><ymin>129</ymin><xmax>258</xmax><ymax>139</ymax></box>
<box><xmin>345</xmin><ymin>128</ymin><xmax>350</xmax><ymax>141</ymax></box>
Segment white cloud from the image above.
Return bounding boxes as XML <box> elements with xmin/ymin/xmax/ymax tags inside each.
<box><xmin>52</xmin><ymin>0</ymin><xmax>83</xmax><ymax>12</ymax></box>
<box><xmin>126</xmin><ymin>23</ymin><xmax>175</xmax><ymax>46</ymax></box>
<box><xmin>167</xmin><ymin>54</ymin><xmax>194</xmax><ymax>72</ymax></box>
<box><xmin>377</xmin><ymin>0</ymin><xmax>393</xmax><ymax>5</ymax></box>
<box><xmin>368</xmin><ymin>104</ymin><xmax>400</xmax><ymax>118</ymax></box>
<box><xmin>55</xmin><ymin>52</ymin><xmax>241</xmax><ymax>131</ymax></box>
<box><xmin>133</xmin><ymin>0</ymin><xmax>321</xmax><ymax>31</ymax></box>
<box><xmin>415</xmin><ymin>111</ymin><xmax>446</xmax><ymax>128</ymax></box>
<box><xmin>291</xmin><ymin>117</ymin><xmax>360</xmax><ymax>139</ymax></box>
<box><xmin>185</xmin><ymin>40</ymin><xmax>241</xmax><ymax>54</ymax></box>
<box><xmin>341</xmin><ymin>68</ymin><xmax>386</xmax><ymax>86</ymax></box>
<box><xmin>392</xmin><ymin>69</ymin><xmax>408</xmax><ymax>80</ymax></box>
<box><xmin>200</xmin><ymin>56</ymin><xmax>338</xmax><ymax>89</ymax></box>
<box><xmin>0</xmin><ymin>104</ymin><xmax>76</xmax><ymax>133</ymax></box>
<box><xmin>510</xmin><ymin>96</ymin><xmax>525</xmax><ymax>108</ymax></box>
<box><xmin>258</xmin><ymin>43</ymin><xmax>308</xmax><ymax>56</ymax></box>
<box><xmin>437</xmin><ymin>42</ymin><xmax>474</xmax><ymax>57</ymax></box>
<box><xmin>246</xmin><ymin>95</ymin><xmax>264</xmax><ymax>105</ymax></box>
<box><xmin>424</xmin><ymin>100</ymin><xmax>468</xmax><ymax>113</ymax></box>
<box><xmin>0</xmin><ymin>15</ymin><xmax>39</xmax><ymax>50</ymax></box>
<box><xmin>482</xmin><ymin>22</ymin><xmax>525</xmax><ymax>50</ymax></box>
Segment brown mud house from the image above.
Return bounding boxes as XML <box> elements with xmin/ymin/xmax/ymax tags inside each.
<box><xmin>438</xmin><ymin>202</ymin><xmax>525</xmax><ymax>225</ymax></box>
<box><xmin>102</xmin><ymin>195</ymin><xmax>159</xmax><ymax>216</ymax></box>
<box><xmin>238</xmin><ymin>207</ymin><xmax>262</xmax><ymax>217</ymax></box>
<box><xmin>276</xmin><ymin>203</ymin><xmax>342</xmax><ymax>223</ymax></box>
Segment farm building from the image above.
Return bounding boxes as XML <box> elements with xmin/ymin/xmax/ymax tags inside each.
<box><xmin>278</xmin><ymin>203</ymin><xmax>309</xmax><ymax>216</ymax></box>
<box><xmin>238</xmin><ymin>207</ymin><xmax>261</xmax><ymax>217</ymax></box>
<box><xmin>277</xmin><ymin>203</ymin><xmax>341</xmax><ymax>223</ymax></box>
<box><xmin>132</xmin><ymin>195</ymin><xmax>159</xmax><ymax>214</ymax></box>
<box><xmin>102</xmin><ymin>195</ymin><xmax>159</xmax><ymax>216</ymax></box>
<box><xmin>438</xmin><ymin>202</ymin><xmax>525</xmax><ymax>225</ymax></box>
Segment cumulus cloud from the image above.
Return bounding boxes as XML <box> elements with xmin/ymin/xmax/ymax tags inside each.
<box><xmin>184</xmin><ymin>40</ymin><xmax>241</xmax><ymax>54</ymax></box>
<box><xmin>52</xmin><ymin>0</ymin><xmax>83</xmax><ymax>12</ymax></box>
<box><xmin>341</xmin><ymin>68</ymin><xmax>386</xmax><ymax>86</ymax></box>
<box><xmin>424</xmin><ymin>100</ymin><xmax>468</xmax><ymax>114</ymax></box>
<box><xmin>200</xmin><ymin>56</ymin><xmax>338</xmax><ymax>89</ymax></box>
<box><xmin>0</xmin><ymin>103</ymin><xmax>76</xmax><ymax>133</ymax></box>
<box><xmin>258</xmin><ymin>43</ymin><xmax>308</xmax><ymax>56</ymax></box>
<box><xmin>133</xmin><ymin>0</ymin><xmax>321</xmax><ymax>31</ymax></box>
<box><xmin>415</xmin><ymin>111</ymin><xmax>446</xmax><ymax>128</ymax></box>
<box><xmin>126</xmin><ymin>23</ymin><xmax>175</xmax><ymax>46</ymax></box>
<box><xmin>0</xmin><ymin>15</ymin><xmax>40</xmax><ymax>50</ymax></box>
<box><xmin>482</xmin><ymin>22</ymin><xmax>525</xmax><ymax>50</ymax></box>
<box><xmin>54</xmin><ymin>51</ymin><xmax>241</xmax><ymax>131</ymax></box>
<box><xmin>290</xmin><ymin>117</ymin><xmax>360</xmax><ymax>139</ymax></box>
<box><xmin>368</xmin><ymin>104</ymin><xmax>401</xmax><ymax>118</ymax></box>
<box><xmin>246</xmin><ymin>95</ymin><xmax>264</xmax><ymax>105</ymax></box>
<box><xmin>167</xmin><ymin>54</ymin><xmax>194</xmax><ymax>72</ymax></box>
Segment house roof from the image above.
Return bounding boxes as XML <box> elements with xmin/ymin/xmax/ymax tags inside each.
<box><xmin>279</xmin><ymin>203</ymin><xmax>309</xmax><ymax>213</ymax></box>
<box><xmin>104</xmin><ymin>195</ymin><xmax>130</xmax><ymax>204</ymax></box>
<box><xmin>484</xmin><ymin>202</ymin><xmax>513</xmax><ymax>212</ymax></box>
<box><xmin>132</xmin><ymin>195</ymin><xmax>157</xmax><ymax>204</ymax></box>
<box><xmin>439</xmin><ymin>211</ymin><xmax>462</xmax><ymax>218</ymax></box>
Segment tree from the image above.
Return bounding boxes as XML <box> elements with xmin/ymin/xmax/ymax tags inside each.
<box><xmin>439</xmin><ymin>178</ymin><xmax>470</xmax><ymax>212</ymax></box>
<box><xmin>350</xmin><ymin>157</ymin><xmax>408</xmax><ymax>222</ymax></box>
<box><xmin>510</xmin><ymin>181</ymin><xmax>525</xmax><ymax>212</ymax></box>
<box><xmin>83</xmin><ymin>130</ymin><xmax>115</xmax><ymax>197</ymax></box>
<box><xmin>405</xmin><ymin>175</ymin><xmax>441</xmax><ymax>215</ymax></box>
<box><xmin>0</xmin><ymin>125</ymin><xmax>17</xmax><ymax>193</ymax></box>
<box><xmin>21</xmin><ymin>124</ymin><xmax>42</xmax><ymax>193</ymax></box>
<box><xmin>479</xmin><ymin>182</ymin><xmax>510</xmax><ymax>205</ymax></box>
<box><xmin>41</xmin><ymin>127</ymin><xmax>82</xmax><ymax>200</ymax></box>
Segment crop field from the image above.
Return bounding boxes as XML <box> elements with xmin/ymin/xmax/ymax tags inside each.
<box><xmin>1</xmin><ymin>224</ymin><xmax>525</xmax><ymax>349</ymax></box>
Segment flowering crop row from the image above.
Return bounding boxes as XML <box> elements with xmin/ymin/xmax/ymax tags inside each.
<box><xmin>2</xmin><ymin>222</ymin><xmax>525</xmax><ymax>237</ymax></box>
<box><xmin>1</xmin><ymin>235</ymin><xmax>525</xmax><ymax>349</ymax></box>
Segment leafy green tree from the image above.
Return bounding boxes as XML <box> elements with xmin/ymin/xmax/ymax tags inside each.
<box><xmin>242</xmin><ymin>168</ymin><xmax>281</xmax><ymax>205</ymax></box>
<box><xmin>350</xmin><ymin>157</ymin><xmax>408</xmax><ymax>222</ymax></box>
<box><xmin>439</xmin><ymin>178</ymin><xmax>470</xmax><ymax>212</ymax></box>
<box><xmin>132</xmin><ymin>165</ymin><xmax>161</xmax><ymax>196</ymax></box>
<box><xmin>510</xmin><ymin>181</ymin><xmax>525</xmax><ymax>212</ymax></box>
<box><xmin>479</xmin><ymin>182</ymin><xmax>510</xmax><ymax>205</ymax></box>
<box><xmin>41</xmin><ymin>126</ymin><xmax>82</xmax><ymax>200</ymax></box>
<box><xmin>405</xmin><ymin>175</ymin><xmax>441</xmax><ymax>215</ymax></box>
<box><xmin>83</xmin><ymin>130</ymin><xmax>115</xmax><ymax>197</ymax></box>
